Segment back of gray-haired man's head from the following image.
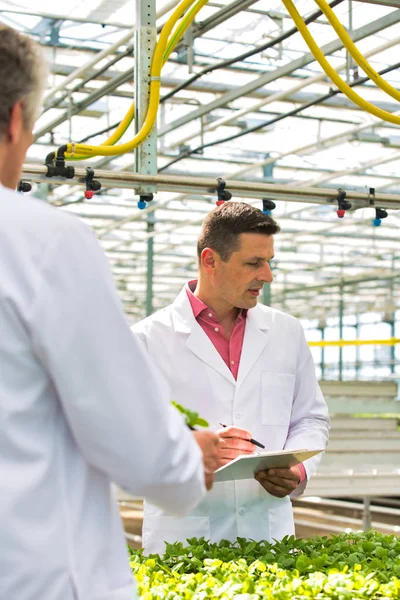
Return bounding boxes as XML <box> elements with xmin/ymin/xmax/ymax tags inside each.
<box><xmin>0</xmin><ymin>25</ymin><xmax>47</xmax><ymax>139</ymax></box>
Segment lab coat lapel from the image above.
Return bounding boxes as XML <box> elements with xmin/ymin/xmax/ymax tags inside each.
<box><xmin>171</xmin><ymin>287</ymin><xmax>236</xmax><ymax>384</ymax></box>
<box><xmin>237</xmin><ymin>304</ymin><xmax>271</xmax><ymax>385</ymax></box>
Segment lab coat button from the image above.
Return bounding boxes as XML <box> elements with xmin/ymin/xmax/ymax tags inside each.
<box><xmin>238</xmin><ymin>507</ymin><xmax>247</xmax><ymax>516</ymax></box>
<box><xmin>235</xmin><ymin>412</ymin><xmax>242</xmax><ymax>419</ymax></box>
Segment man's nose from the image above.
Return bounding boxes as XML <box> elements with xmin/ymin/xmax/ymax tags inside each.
<box><xmin>259</xmin><ymin>263</ymin><xmax>273</xmax><ymax>284</ymax></box>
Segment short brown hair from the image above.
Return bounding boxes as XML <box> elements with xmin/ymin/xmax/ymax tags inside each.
<box><xmin>197</xmin><ymin>202</ymin><xmax>280</xmax><ymax>261</ymax></box>
<box><xmin>0</xmin><ymin>25</ymin><xmax>47</xmax><ymax>139</ymax></box>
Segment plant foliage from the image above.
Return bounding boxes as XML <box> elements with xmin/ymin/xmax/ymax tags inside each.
<box><xmin>130</xmin><ymin>531</ymin><xmax>400</xmax><ymax>598</ymax></box>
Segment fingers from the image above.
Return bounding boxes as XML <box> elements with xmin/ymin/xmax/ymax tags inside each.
<box><xmin>193</xmin><ymin>431</ymin><xmax>220</xmax><ymax>474</ymax></box>
<box><xmin>255</xmin><ymin>468</ymin><xmax>299</xmax><ymax>498</ymax></box>
<box><xmin>267</xmin><ymin>467</ymin><xmax>300</xmax><ymax>481</ymax></box>
<box><xmin>214</xmin><ymin>426</ymin><xmax>256</xmax><ymax>468</ymax></box>
<box><xmin>218</xmin><ymin>447</ymin><xmax>254</xmax><ymax>462</ymax></box>
<box><xmin>205</xmin><ymin>471</ymin><xmax>214</xmax><ymax>491</ymax></box>
<box><xmin>217</xmin><ymin>426</ymin><xmax>253</xmax><ymax>441</ymax></box>
<box><xmin>219</xmin><ymin>436</ymin><xmax>255</xmax><ymax>453</ymax></box>
<box><xmin>256</xmin><ymin>478</ymin><xmax>291</xmax><ymax>498</ymax></box>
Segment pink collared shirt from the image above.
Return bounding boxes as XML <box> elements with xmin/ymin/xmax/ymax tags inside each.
<box><xmin>185</xmin><ymin>280</ymin><xmax>306</xmax><ymax>484</ymax></box>
<box><xmin>185</xmin><ymin>280</ymin><xmax>246</xmax><ymax>380</ymax></box>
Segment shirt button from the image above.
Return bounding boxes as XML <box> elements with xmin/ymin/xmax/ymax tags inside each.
<box><xmin>231</xmin><ymin>360</ymin><xmax>235</xmax><ymax>365</ymax></box>
<box><xmin>238</xmin><ymin>507</ymin><xmax>247</xmax><ymax>516</ymax></box>
<box><xmin>214</xmin><ymin>327</ymin><xmax>219</xmax><ymax>332</ymax></box>
<box><xmin>235</xmin><ymin>412</ymin><xmax>242</xmax><ymax>419</ymax></box>
<box><xmin>208</xmin><ymin>313</ymin><xmax>213</xmax><ymax>318</ymax></box>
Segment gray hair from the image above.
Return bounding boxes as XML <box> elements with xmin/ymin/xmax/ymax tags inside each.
<box><xmin>0</xmin><ymin>24</ymin><xmax>47</xmax><ymax>138</ymax></box>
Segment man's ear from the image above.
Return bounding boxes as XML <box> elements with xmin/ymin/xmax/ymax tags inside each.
<box><xmin>200</xmin><ymin>248</ymin><xmax>217</xmax><ymax>273</ymax></box>
<box><xmin>7</xmin><ymin>101</ymin><xmax>24</xmax><ymax>144</ymax></box>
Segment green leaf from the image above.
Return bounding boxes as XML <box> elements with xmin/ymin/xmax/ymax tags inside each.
<box><xmin>171</xmin><ymin>401</ymin><xmax>209</xmax><ymax>428</ymax></box>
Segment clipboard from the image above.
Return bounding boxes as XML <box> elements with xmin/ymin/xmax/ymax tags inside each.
<box><xmin>214</xmin><ymin>448</ymin><xmax>323</xmax><ymax>482</ymax></box>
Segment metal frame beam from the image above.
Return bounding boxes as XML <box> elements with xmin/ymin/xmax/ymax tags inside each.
<box><xmin>160</xmin><ymin>10</ymin><xmax>400</xmax><ymax>136</ymax></box>
<box><xmin>21</xmin><ymin>163</ymin><xmax>400</xmax><ymax>208</ymax></box>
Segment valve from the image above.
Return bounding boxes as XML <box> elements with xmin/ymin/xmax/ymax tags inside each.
<box><xmin>45</xmin><ymin>146</ymin><xmax>75</xmax><ymax>179</ymax></box>
<box><xmin>336</xmin><ymin>188</ymin><xmax>351</xmax><ymax>218</ymax></box>
<box><xmin>216</xmin><ymin>177</ymin><xmax>232</xmax><ymax>206</ymax></box>
<box><xmin>84</xmin><ymin>167</ymin><xmax>101</xmax><ymax>199</ymax></box>
<box><xmin>138</xmin><ymin>193</ymin><xmax>154</xmax><ymax>210</ymax></box>
<box><xmin>262</xmin><ymin>199</ymin><xmax>276</xmax><ymax>215</ymax></box>
<box><xmin>372</xmin><ymin>207</ymin><xmax>388</xmax><ymax>227</ymax></box>
<box><xmin>18</xmin><ymin>181</ymin><xmax>31</xmax><ymax>193</ymax></box>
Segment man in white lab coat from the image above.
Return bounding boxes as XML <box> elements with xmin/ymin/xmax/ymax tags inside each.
<box><xmin>133</xmin><ymin>201</ymin><xmax>330</xmax><ymax>554</ymax></box>
<box><xmin>0</xmin><ymin>25</ymin><xmax>219</xmax><ymax>600</ymax></box>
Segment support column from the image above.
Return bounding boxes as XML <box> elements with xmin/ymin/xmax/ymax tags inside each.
<box><xmin>355</xmin><ymin>314</ymin><xmax>360</xmax><ymax>379</ymax></box>
<box><xmin>263</xmin><ymin>283</ymin><xmax>271</xmax><ymax>307</ymax></box>
<box><xmin>390</xmin><ymin>256</ymin><xmax>396</xmax><ymax>375</ymax></box>
<box><xmin>339</xmin><ymin>282</ymin><xmax>344</xmax><ymax>381</ymax></box>
<box><xmin>135</xmin><ymin>0</ymin><xmax>157</xmax><ymax>316</ymax></box>
<box><xmin>362</xmin><ymin>497</ymin><xmax>371</xmax><ymax>531</ymax></box>
<box><xmin>146</xmin><ymin>211</ymin><xmax>155</xmax><ymax>316</ymax></box>
<box><xmin>134</xmin><ymin>0</ymin><xmax>158</xmax><ymax>188</ymax></box>
<box><xmin>319</xmin><ymin>322</ymin><xmax>326</xmax><ymax>380</ymax></box>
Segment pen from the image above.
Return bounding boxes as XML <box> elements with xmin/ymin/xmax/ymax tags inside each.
<box><xmin>218</xmin><ymin>422</ymin><xmax>265</xmax><ymax>449</ymax></box>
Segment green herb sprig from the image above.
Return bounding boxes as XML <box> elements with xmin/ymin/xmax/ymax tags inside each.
<box><xmin>172</xmin><ymin>401</ymin><xmax>209</xmax><ymax>429</ymax></box>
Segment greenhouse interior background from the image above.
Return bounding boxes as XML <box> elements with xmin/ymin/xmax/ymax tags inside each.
<box><xmin>2</xmin><ymin>0</ymin><xmax>400</xmax><ymax>593</ymax></box>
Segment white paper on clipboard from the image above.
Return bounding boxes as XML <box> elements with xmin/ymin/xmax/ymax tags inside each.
<box><xmin>214</xmin><ymin>448</ymin><xmax>323</xmax><ymax>482</ymax></box>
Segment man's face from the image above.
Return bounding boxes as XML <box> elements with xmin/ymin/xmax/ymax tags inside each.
<box><xmin>214</xmin><ymin>233</ymin><xmax>275</xmax><ymax>309</ymax></box>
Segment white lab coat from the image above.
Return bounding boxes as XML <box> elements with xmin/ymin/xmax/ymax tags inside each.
<box><xmin>132</xmin><ymin>285</ymin><xmax>330</xmax><ymax>555</ymax></box>
<box><xmin>0</xmin><ymin>185</ymin><xmax>205</xmax><ymax>600</ymax></box>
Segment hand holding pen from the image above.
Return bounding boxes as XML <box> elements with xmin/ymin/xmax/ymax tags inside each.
<box><xmin>219</xmin><ymin>423</ymin><xmax>265</xmax><ymax>449</ymax></box>
<box><xmin>216</xmin><ymin>423</ymin><xmax>265</xmax><ymax>467</ymax></box>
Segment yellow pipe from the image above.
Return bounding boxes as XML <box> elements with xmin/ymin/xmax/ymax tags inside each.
<box><xmin>308</xmin><ymin>338</ymin><xmax>400</xmax><ymax>348</ymax></box>
<box><xmin>313</xmin><ymin>0</ymin><xmax>400</xmax><ymax>103</ymax></box>
<box><xmin>164</xmin><ymin>0</ymin><xmax>209</xmax><ymax>62</ymax></box>
<box><xmin>64</xmin><ymin>0</ymin><xmax>200</xmax><ymax>160</ymax></box>
<box><xmin>281</xmin><ymin>0</ymin><xmax>400</xmax><ymax>126</ymax></box>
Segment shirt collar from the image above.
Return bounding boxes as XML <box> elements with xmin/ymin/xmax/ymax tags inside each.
<box><xmin>185</xmin><ymin>280</ymin><xmax>208</xmax><ymax>318</ymax></box>
<box><xmin>185</xmin><ymin>279</ymin><xmax>248</xmax><ymax>320</ymax></box>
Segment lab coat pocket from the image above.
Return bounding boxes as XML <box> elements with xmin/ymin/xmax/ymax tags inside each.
<box><xmin>143</xmin><ymin>516</ymin><xmax>211</xmax><ymax>555</ymax></box>
<box><xmin>261</xmin><ymin>372</ymin><xmax>295</xmax><ymax>425</ymax></box>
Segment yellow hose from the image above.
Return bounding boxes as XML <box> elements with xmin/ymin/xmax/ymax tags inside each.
<box><xmin>313</xmin><ymin>0</ymin><xmax>400</xmax><ymax>103</ymax></box>
<box><xmin>90</xmin><ymin>0</ymin><xmax>207</xmax><ymax>153</ymax></box>
<box><xmin>282</xmin><ymin>0</ymin><xmax>400</xmax><ymax>125</ymax></box>
<box><xmin>64</xmin><ymin>0</ymin><xmax>200</xmax><ymax>159</ymax></box>
<box><xmin>164</xmin><ymin>0</ymin><xmax>209</xmax><ymax>63</ymax></box>
<box><xmin>103</xmin><ymin>102</ymin><xmax>135</xmax><ymax>146</ymax></box>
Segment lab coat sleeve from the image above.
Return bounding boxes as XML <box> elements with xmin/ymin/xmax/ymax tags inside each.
<box><xmin>29</xmin><ymin>218</ymin><xmax>206</xmax><ymax>515</ymax></box>
<box><xmin>284</xmin><ymin>320</ymin><xmax>330</xmax><ymax>497</ymax></box>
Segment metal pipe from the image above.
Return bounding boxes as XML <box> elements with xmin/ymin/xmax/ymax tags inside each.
<box><xmin>362</xmin><ymin>497</ymin><xmax>371</xmax><ymax>531</ymax></box>
<box><xmin>273</xmin><ymin>269</ymin><xmax>400</xmax><ymax>298</ymax></box>
<box><xmin>262</xmin><ymin>284</ymin><xmax>271</xmax><ymax>307</ymax></box>
<box><xmin>159</xmin><ymin>10</ymin><xmax>400</xmax><ymax>136</ymax></box>
<box><xmin>230</xmin><ymin>109</ymin><xmax>400</xmax><ymax>180</ymax></box>
<box><xmin>20</xmin><ymin>163</ymin><xmax>400</xmax><ymax>208</ymax></box>
<box><xmin>300</xmin><ymin>148</ymin><xmax>400</xmax><ymax>188</ymax></box>
<box><xmin>161</xmin><ymin>0</ymin><xmax>344</xmax><ymax>103</ymax></box>
<box><xmin>321</xmin><ymin>325</ymin><xmax>325</xmax><ymax>380</ymax></box>
<box><xmin>42</xmin><ymin>0</ymin><xmax>182</xmax><ymax>107</ymax></box>
<box><xmin>355</xmin><ymin>315</ymin><xmax>360</xmax><ymax>380</ymax></box>
<box><xmin>146</xmin><ymin>212</ymin><xmax>155</xmax><ymax>316</ymax></box>
<box><xmin>0</xmin><ymin>8</ymin><xmax>133</xmax><ymax>29</ymax></box>
<box><xmin>339</xmin><ymin>282</ymin><xmax>344</xmax><ymax>381</ymax></box>
<box><xmin>43</xmin><ymin>28</ymin><xmax>136</xmax><ymax>106</ymax></box>
<box><xmin>189</xmin><ymin>35</ymin><xmax>400</xmax><ymax>142</ymax></box>
<box><xmin>160</xmin><ymin>60</ymin><xmax>400</xmax><ymax>169</ymax></box>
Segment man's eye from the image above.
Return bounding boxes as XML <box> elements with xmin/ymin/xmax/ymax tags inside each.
<box><xmin>248</xmin><ymin>262</ymin><xmax>259</xmax><ymax>266</ymax></box>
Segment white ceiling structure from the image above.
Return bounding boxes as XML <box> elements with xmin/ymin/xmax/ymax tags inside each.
<box><xmin>1</xmin><ymin>0</ymin><xmax>400</xmax><ymax>331</ymax></box>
